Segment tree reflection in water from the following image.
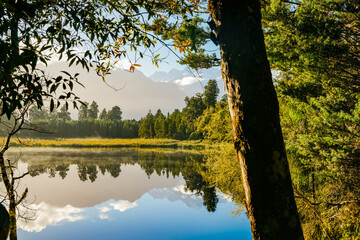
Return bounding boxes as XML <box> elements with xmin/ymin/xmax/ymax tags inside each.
<box><xmin>10</xmin><ymin>148</ymin><xmax>244</xmax><ymax>214</ymax></box>
<box><xmin>22</xmin><ymin>149</ymin><xmax>242</xmax><ymax>212</ymax></box>
<box><xmin>1</xmin><ymin>146</ymin><xmax>252</xmax><ymax>240</ymax></box>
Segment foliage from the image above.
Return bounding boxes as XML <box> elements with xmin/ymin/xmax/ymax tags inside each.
<box><xmin>77</xmin><ymin>102</ymin><xmax>89</xmax><ymax>120</ymax></box>
<box><xmin>136</xmin><ymin>80</ymin><xmax>230</xmax><ymax>141</ymax></box>
<box><xmin>0</xmin><ymin>0</ymin><xmax>205</xmax><ymax>120</ymax></box>
<box><xmin>138</xmin><ymin>110</ymin><xmax>155</xmax><ymax>138</ymax></box>
<box><xmin>201</xmin><ymin>143</ymin><xmax>245</xmax><ymax>214</ymax></box>
<box><xmin>107</xmin><ymin>105</ymin><xmax>122</xmax><ymax>121</ymax></box>
<box><xmin>196</xmin><ymin>97</ymin><xmax>232</xmax><ymax>142</ymax></box>
<box><xmin>99</xmin><ymin>108</ymin><xmax>108</xmax><ymax>120</ymax></box>
<box><xmin>154</xmin><ymin>110</ymin><xmax>167</xmax><ymax>138</ymax></box>
<box><xmin>167</xmin><ymin>109</ymin><xmax>183</xmax><ymax>139</ymax></box>
<box><xmin>155</xmin><ymin>15</ymin><xmax>220</xmax><ymax>70</ymax></box>
<box><xmin>1</xmin><ymin>0</ymin><xmax>98</xmax><ymax>117</ymax></box>
<box><xmin>203</xmin><ymin>79</ymin><xmax>219</xmax><ymax>108</ymax></box>
<box><xmin>57</xmin><ymin>105</ymin><xmax>71</xmax><ymax>122</ymax></box>
<box><xmin>28</xmin><ymin>105</ymin><xmax>56</xmax><ymax>122</ymax></box>
<box><xmin>3</xmin><ymin>0</ymin><xmax>359</xmax><ymax>237</ymax></box>
<box><xmin>88</xmin><ymin>101</ymin><xmax>99</xmax><ymax>119</ymax></box>
<box><xmin>263</xmin><ymin>1</ymin><xmax>360</xmax><ymax>238</ymax></box>
<box><xmin>181</xmin><ymin>93</ymin><xmax>206</xmax><ymax>135</ymax></box>
<box><xmin>22</xmin><ymin>118</ymin><xmax>138</xmax><ymax>139</ymax></box>
<box><xmin>20</xmin><ymin>80</ymin><xmax>231</xmax><ymax>141</ymax></box>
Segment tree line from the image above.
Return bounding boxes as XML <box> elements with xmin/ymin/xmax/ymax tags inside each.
<box><xmin>14</xmin><ymin>79</ymin><xmax>232</xmax><ymax>141</ymax></box>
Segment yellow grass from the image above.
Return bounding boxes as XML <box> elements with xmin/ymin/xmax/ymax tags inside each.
<box><xmin>3</xmin><ymin>138</ymin><xmax>217</xmax><ymax>150</ymax></box>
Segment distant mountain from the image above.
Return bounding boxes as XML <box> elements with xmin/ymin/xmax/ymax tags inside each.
<box><xmin>41</xmin><ymin>63</ymin><xmax>227</xmax><ymax>120</ymax></box>
<box><xmin>148</xmin><ymin>68</ymin><xmax>189</xmax><ymax>82</ymax></box>
<box><xmin>43</xmin><ymin>62</ymin><xmax>187</xmax><ymax>119</ymax></box>
<box><xmin>149</xmin><ymin>67</ymin><xmax>226</xmax><ymax>98</ymax></box>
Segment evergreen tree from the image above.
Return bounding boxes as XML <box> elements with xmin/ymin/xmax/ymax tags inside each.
<box><xmin>154</xmin><ymin>112</ymin><xmax>166</xmax><ymax>138</ymax></box>
<box><xmin>122</xmin><ymin>119</ymin><xmax>139</xmax><ymax>138</ymax></box>
<box><xmin>181</xmin><ymin>93</ymin><xmax>206</xmax><ymax>136</ymax></box>
<box><xmin>99</xmin><ymin>108</ymin><xmax>108</xmax><ymax>120</ymax></box>
<box><xmin>108</xmin><ymin>106</ymin><xmax>122</xmax><ymax>121</ymax></box>
<box><xmin>167</xmin><ymin>109</ymin><xmax>182</xmax><ymax>139</ymax></box>
<box><xmin>88</xmin><ymin>101</ymin><xmax>99</xmax><ymax>119</ymax></box>
<box><xmin>203</xmin><ymin>79</ymin><xmax>219</xmax><ymax>108</ymax></box>
<box><xmin>78</xmin><ymin>102</ymin><xmax>89</xmax><ymax>120</ymax></box>
<box><xmin>138</xmin><ymin>110</ymin><xmax>155</xmax><ymax>138</ymax></box>
<box><xmin>154</xmin><ymin>109</ymin><xmax>164</xmax><ymax>120</ymax></box>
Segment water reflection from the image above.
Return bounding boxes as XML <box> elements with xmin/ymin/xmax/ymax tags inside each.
<box><xmin>19</xmin><ymin>202</ymin><xmax>84</xmax><ymax>232</ymax></box>
<box><xmin>5</xmin><ymin>148</ymin><xmax>251</xmax><ymax>239</ymax></box>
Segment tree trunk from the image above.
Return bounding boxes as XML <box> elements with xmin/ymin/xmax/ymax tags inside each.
<box><xmin>208</xmin><ymin>1</ymin><xmax>304</xmax><ymax>239</ymax></box>
<box><xmin>8</xmin><ymin>196</ymin><xmax>17</xmax><ymax>240</ymax></box>
<box><xmin>0</xmin><ymin>156</ymin><xmax>17</xmax><ymax>240</ymax></box>
<box><xmin>0</xmin><ymin>122</ymin><xmax>24</xmax><ymax>240</ymax></box>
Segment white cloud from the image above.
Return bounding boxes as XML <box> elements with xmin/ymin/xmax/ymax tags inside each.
<box><xmin>18</xmin><ymin>202</ymin><xmax>84</xmax><ymax>233</ymax></box>
<box><xmin>110</xmin><ymin>200</ymin><xmax>137</xmax><ymax>212</ymax></box>
<box><xmin>174</xmin><ymin>76</ymin><xmax>203</xmax><ymax>86</ymax></box>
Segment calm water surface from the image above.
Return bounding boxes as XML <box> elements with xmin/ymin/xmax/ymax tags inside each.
<box><xmin>6</xmin><ymin>148</ymin><xmax>252</xmax><ymax>240</ymax></box>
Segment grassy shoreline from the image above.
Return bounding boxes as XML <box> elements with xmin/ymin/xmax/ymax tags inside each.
<box><xmin>4</xmin><ymin>138</ymin><xmax>225</xmax><ymax>150</ymax></box>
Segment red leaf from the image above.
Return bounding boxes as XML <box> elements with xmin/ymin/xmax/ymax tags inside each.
<box><xmin>129</xmin><ymin>65</ymin><xmax>135</xmax><ymax>72</ymax></box>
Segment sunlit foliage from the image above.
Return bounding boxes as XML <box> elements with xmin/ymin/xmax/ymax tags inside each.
<box><xmin>263</xmin><ymin>1</ymin><xmax>360</xmax><ymax>238</ymax></box>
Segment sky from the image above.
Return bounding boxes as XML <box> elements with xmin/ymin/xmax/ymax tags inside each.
<box><xmin>112</xmin><ymin>47</ymin><xmax>185</xmax><ymax>77</ymax></box>
<box><xmin>116</xmin><ymin>45</ymin><xmax>187</xmax><ymax>77</ymax></box>
<box><xmin>43</xmin><ymin>61</ymin><xmax>224</xmax><ymax>120</ymax></box>
<box><xmin>43</xmin><ymin>32</ymin><xmax>222</xmax><ymax>120</ymax></box>
<box><xmin>41</xmin><ymin>7</ymin><xmax>222</xmax><ymax>120</ymax></box>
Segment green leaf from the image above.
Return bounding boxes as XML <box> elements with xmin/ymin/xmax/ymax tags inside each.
<box><xmin>69</xmin><ymin>57</ymin><xmax>76</xmax><ymax>67</ymax></box>
<box><xmin>50</xmin><ymin>99</ymin><xmax>54</xmax><ymax>112</ymax></box>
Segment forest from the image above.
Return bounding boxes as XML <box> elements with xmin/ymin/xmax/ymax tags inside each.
<box><xmin>10</xmin><ymin>79</ymin><xmax>231</xmax><ymax>141</ymax></box>
<box><xmin>1</xmin><ymin>0</ymin><xmax>359</xmax><ymax>239</ymax></box>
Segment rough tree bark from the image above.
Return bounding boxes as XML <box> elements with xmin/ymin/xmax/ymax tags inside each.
<box><xmin>208</xmin><ymin>0</ymin><xmax>304</xmax><ymax>239</ymax></box>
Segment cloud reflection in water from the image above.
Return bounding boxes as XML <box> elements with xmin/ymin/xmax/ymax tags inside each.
<box><xmin>18</xmin><ymin>202</ymin><xmax>84</xmax><ymax>232</ymax></box>
<box><xmin>18</xmin><ymin>199</ymin><xmax>140</xmax><ymax>233</ymax></box>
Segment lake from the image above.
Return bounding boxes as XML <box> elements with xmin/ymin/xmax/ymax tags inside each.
<box><xmin>5</xmin><ymin>148</ymin><xmax>252</xmax><ymax>240</ymax></box>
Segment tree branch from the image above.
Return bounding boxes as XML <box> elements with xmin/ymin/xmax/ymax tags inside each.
<box><xmin>13</xmin><ymin>172</ymin><xmax>29</xmax><ymax>181</ymax></box>
<box><xmin>293</xmin><ymin>185</ymin><xmax>334</xmax><ymax>240</ymax></box>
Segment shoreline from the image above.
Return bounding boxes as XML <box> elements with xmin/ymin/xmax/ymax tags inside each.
<box><xmin>3</xmin><ymin>138</ymin><xmax>228</xmax><ymax>151</ymax></box>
